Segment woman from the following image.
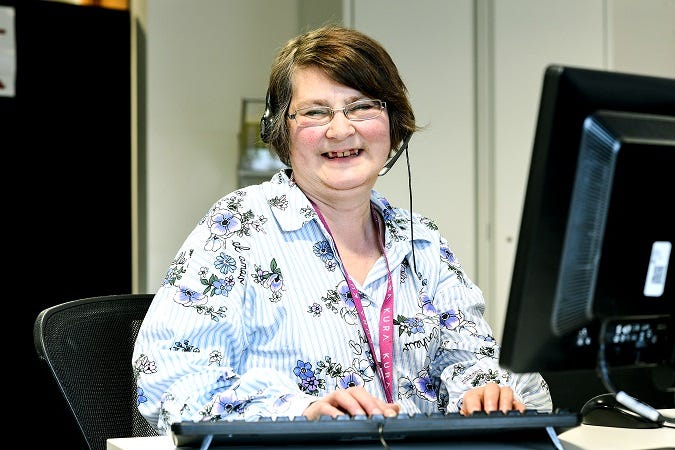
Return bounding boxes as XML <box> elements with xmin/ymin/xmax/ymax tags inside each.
<box><xmin>133</xmin><ymin>24</ymin><xmax>552</xmax><ymax>433</ymax></box>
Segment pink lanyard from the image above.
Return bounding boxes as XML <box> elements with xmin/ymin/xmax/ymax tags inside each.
<box><xmin>312</xmin><ymin>203</ymin><xmax>395</xmax><ymax>403</ymax></box>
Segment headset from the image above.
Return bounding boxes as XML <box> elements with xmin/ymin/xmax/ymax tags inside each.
<box><xmin>260</xmin><ymin>89</ymin><xmax>412</xmax><ymax>175</ymax></box>
<box><xmin>378</xmin><ymin>132</ymin><xmax>412</xmax><ymax>176</ymax></box>
<box><xmin>260</xmin><ymin>89</ymin><xmax>273</xmax><ymax>144</ymax></box>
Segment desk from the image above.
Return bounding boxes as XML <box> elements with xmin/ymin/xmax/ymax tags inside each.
<box><xmin>108</xmin><ymin>411</ymin><xmax>675</xmax><ymax>450</ymax></box>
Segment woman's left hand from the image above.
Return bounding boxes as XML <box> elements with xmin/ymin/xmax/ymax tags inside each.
<box><xmin>460</xmin><ymin>382</ymin><xmax>527</xmax><ymax>415</ymax></box>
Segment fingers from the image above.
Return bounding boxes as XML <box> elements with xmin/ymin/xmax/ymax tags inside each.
<box><xmin>512</xmin><ymin>400</ymin><xmax>527</xmax><ymax>413</ymax></box>
<box><xmin>347</xmin><ymin>386</ymin><xmax>400</xmax><ymax>417</ymax></box>
<box><xmin>303</xmin><ymin>386</ymin><xmax>400</xmax><ymax>420</ymax></box>
<box><xmin>461</xmin><ymin>383</ymin><xmax>525</xmax><ymax>415</ymax></box>
<box><xmin>303</xmin><ymin>397</ymin><xmax>351</xmax><ymax>420</ymax></box>
<box><xmin>305</xmin><ymin>383</ymin><xmax>525</xmax><ymax>420</ymax></box>
<box><xmin>482</xmin><ymin>381</ymin><xmax>503</xmax><ymax>412</ymax></box>
<box><xmin>460</xmin><ymin>385</ymin><xmax>485</xmax><ymax>415</ymax></box>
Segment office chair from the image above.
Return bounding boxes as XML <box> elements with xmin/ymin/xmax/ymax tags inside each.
<box><xmin>33</xmin><ymin>294</ymin><xmax>159</xmax><ymax>450</ymax></box>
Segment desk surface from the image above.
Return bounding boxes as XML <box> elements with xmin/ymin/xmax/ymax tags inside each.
<box><xmin>108</xmin><ymin>411</ymin><xmax>675</xmax><ymax>450</ymax></box>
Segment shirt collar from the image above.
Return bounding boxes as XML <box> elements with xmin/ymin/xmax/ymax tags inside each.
<box><xmin>263</xmin><ymin>170</ymin><xmax>435</xmax><ymax>246</ymax></box>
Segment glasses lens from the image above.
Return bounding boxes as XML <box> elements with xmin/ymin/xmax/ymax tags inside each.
<box><xmin>346</xmin><ymin>100</ymin><xmax>383</xmax><ymax>121</ymax></box>
<box><xmin>295</xmin><ymin>107</ymin><xmax>332</xmax><ymax>126</ymax></box>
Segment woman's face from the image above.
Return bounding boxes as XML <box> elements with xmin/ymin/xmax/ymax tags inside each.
<box><xmin>287</xmin><ymin>66</ymin><xmax>391</xmax><ymax>198</ymax></box>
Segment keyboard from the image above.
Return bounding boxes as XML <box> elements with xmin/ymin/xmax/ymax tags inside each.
<box><xmin>171</xmin><ymin>409</ymin><xmax>581</xmax><ymax>448</ymax></box>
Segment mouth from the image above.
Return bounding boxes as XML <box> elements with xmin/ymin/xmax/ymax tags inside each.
<box><xmin>323</xmin><ymin>149</ymin><xmax>361</xmax><ymax>159</ymax></box>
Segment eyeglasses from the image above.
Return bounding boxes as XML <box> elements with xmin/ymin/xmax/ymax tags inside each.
<box><xmin>288</xmin><ymin>99</ymin><xmax>386</xmax><ymax>127</ymax></box>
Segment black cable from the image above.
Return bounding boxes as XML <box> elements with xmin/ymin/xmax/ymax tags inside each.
<box><xmin>597</xmin><ymin>319</ymin><xmax>666</xmax><ymax>425</ymax></box>
<box><xmin>377</xmin><ymin>423</ymin><xmax>391</xmax><ymax>450</ymax></box>
<box><xmin>596</xmin><ymin>326</ymin><xmax>618</xmax><ymax>395</ymax></box>
<box><xmin>404</xmin><ymin>146</ymin><xmax>418</xmax><ymax>275</ymax></box>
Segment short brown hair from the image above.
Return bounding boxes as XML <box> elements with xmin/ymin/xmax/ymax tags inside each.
<box><xmin>264</xmin><ymin>25</ymin><xmax>417</xmax><ymax>167</ymax></box>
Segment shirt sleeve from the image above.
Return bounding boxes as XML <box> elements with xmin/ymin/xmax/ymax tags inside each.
<box><xmin>132</xmin><ymin>215</ymin><xmax>315</xmax><ymax>434</ymax></box>
<box><xmin>427</xmin><ymin>237</ymin><xmax>553</xmax><ymax>414</ymax></box>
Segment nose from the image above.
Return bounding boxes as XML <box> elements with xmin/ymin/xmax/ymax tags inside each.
<box><xmin>325</xmin><ymin>109</ymin><xmax>355</xmax><ymax>139</ymax></box>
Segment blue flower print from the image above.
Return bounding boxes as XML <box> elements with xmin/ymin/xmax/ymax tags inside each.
<box><xmin>352</xmin><ymin>358</ymin><xmax>375</xmax><ymax>382</ymax></box>
<box><xmin>264</xmin><ymin>272</ymin><xmax>283</xmax><ymax>292</ymax></box>
<box><xmin>407</xmin><ymin>317</ymin><xmax>425</xmax><ymax>334</ymax></box>
<box><xmin>336</xmin><ymin>280</ymin><xmax>354</xmax><ymax>307</ymax></box>
<box><xmin>338</xmin><ymin>371</ymin><xmax>364</xmax><ymax>389</ymax></box>
<box><xmin>313</xmin><ymin>240</ymin><xmax>336</xmax><ymax>270</ymax></box>
<box><xmin>439</xmin><ymin>309</ymin><xmax>460</xmax><ymax>330</ymax></box>
<box><xmin>294</xmin><ymin>360</ymin><xmax>323</xmax><ymax>394</ymax></box>
<box><xmin>378</xmin><ymin>198</ymin><xmax>395</xmax><ymax>222</ymax></box>
<box><xmin>252</xmin><ymin>259</ymin><xmax>285</xmax><ymax>302</ymax></box>
<box><xmin>301</xmin><ymin>376</ymin><xmax>321</xmax><ymax>393</ymax></box>
<box><xmin>215</xmin><ymin>253</ymin><xmax>237</xmax><ymax>274</ymax></box>
<box><xmin>394</xmin><ymin>315</ymin><xmax>425</xmax><ymax>336</ymax></box>
<box><xmin>413</xmin><ymin>374</ymin><xmax>437</xmax><ymax>401</ymax></box>
<box><xmin>200</xmin><ymin>270</ymin><xmax>236</xmax><ymax>297</ymax></box>
<box><xmin>293</xmin><ymin>360</ymin><xmax>315</xmax><ymax>379</ymax></box>
<box><xmin>440</xmin><ymin>244</ymin><xmax>455</xmax><ymax>262</ymax></box>
<box><xmin>212</xmin><ymin>276</ymin><xmax>235</xmax><ymax>295</ymax></box>
<box><xmin>210</xmin><ymin>209</ymin><xmax>242</xmax><ymax>236</ymax></box>
<box><xmin>137</xmin><ymin>386</ymin><xmax>148</xmax><ymax>406</ymax></box>
<box><xmin>211</xmin><ymin>390</ymin><xmax>247</xmax><ymax>416</ymax></box>
<box><xmin>174</xmin><ymin>287</ymin><xmax>208</xmax><ymax>306</ymax></box>
<box><xmin>418</xmin><ymin>290</ymin><xmax>436</xmax><ymax>315</ymax></box>
<box><xmin>307</xmin><ymin>302</ymin><xmax>322</xmax><ymax>317</ymax></box>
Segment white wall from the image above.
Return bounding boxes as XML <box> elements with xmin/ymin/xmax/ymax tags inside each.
<box><xmin>142</xmin><ymin>0</ymin><xmax>300</xmax><ymax>291</ymax></box>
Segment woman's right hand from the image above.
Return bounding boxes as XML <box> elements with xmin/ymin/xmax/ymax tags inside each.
<box><xmin>303</xmin><ymin>386</ymin><xmax>400</xmax><ymax>420</ymax></box>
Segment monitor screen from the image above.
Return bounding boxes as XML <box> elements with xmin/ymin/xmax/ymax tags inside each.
<box><xmin>498</xmin><ymin>65</ymin><xmax>675</xmax><ymax>391</ymax></box>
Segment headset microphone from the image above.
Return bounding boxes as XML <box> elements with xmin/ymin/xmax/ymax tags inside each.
<box><xmin>378</xmin><ymin>133</ymin><xmax>412</xmax><ymax>176</ymax></box>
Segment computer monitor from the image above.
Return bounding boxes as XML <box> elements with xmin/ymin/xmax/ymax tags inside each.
<box><xmin>498</xmin><ymin>65</ymin><xmax>675</xmax><ymax>395</ymax></box>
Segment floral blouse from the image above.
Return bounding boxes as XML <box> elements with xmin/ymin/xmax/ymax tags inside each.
<box><xmin>133</xmin><ymin>170</ymin><xmax>552</xmax><ymax>433</ymax></box>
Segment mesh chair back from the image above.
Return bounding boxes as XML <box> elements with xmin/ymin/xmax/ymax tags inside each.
<box><xmin>33</xmin><ymin>294</ymin><xmax>159</xmax><ymax>450</ymax></box>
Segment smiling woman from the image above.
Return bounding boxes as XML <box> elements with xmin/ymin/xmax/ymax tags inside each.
<box><xmin>132</xmin><ymin>24</ymin><xmax>552</xmax><ymax>436</ymax></box>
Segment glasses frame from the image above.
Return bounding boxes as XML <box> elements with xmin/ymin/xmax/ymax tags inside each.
<box><xmin>287</xmin><ymin>99</ymin><xmax>386</xmax><ymax>127</ymax></box>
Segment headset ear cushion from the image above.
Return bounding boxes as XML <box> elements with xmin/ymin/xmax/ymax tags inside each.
<box><xmin>260</xmin><ymin>90</ymin><xmax>273</xmax><ymax>144</ymax></box>
<box><xmin>260</xmin><ymin>114</ymin><xmax>270</xmax><ymax>143</ymax></box>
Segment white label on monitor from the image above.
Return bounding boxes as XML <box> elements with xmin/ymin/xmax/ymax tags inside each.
<box><xmin>643</xmin><ymin>241</ymin><xmax>671</xmax><ymax>297</ymax></box>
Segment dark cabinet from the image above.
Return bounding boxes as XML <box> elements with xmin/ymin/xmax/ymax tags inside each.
<box><xmin>1</xmin><ymin>1</ymin><xmax>132</xmax><ymax>447</ymax></box>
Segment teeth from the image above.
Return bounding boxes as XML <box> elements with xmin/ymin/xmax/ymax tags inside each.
<box><xmin>327</xmin><ymin>149</ymin><xmax>359</xmax><ymax>159</ymax></box>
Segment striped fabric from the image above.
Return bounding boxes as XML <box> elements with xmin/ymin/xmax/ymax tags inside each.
<box><xmin>133</xmin><ymin>170</ymin><xmax>552</xmax><ymax>433</ymax></box>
